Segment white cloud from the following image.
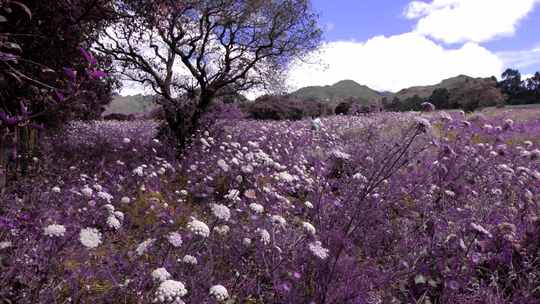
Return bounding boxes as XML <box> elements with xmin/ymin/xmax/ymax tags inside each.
<box><xmin>405</xmin><ymin>0</ymin><xmax>540</xmax><ymax>44</ymax></box>
<box><xmin>287</xmin><ymin>33</ymin><xmax>503</xmax><ymax>93</ymax></box>
<box><xmin>522</xmin><ymin>73</ymin><xmax>534</xmax><ymax>80</ymax></box>
<box><xmin>497</xmin><ymin>45</ymin><xmax>540</xmax><ymax>69</ymax></box>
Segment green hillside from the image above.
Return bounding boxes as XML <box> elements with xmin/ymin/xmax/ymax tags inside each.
<box><xmin>392</xmin><ymin>75</ymin><xmax>498</xmax><ymax>100</ymax></box>
<box><xmin>291</xmin><ymin>80</ymin><xmax>383</xmax><ymax>103</ymax></box>
<box><xmin>104</xmin><ymin>94</ymin><xmax>159</xmax><ymax>115</ymax></box>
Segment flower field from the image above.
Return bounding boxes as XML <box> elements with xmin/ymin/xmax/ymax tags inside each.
<box><xmin>1</xmin><ymin>109</ymin><xmax>540</xmax><ymax>303</ymax></box>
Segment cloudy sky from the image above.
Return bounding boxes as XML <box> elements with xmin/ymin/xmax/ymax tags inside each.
<box><xmin>287</xmin><ymin>0</ymin><xmax>540</xmax><ymax>93</ymax></box>
<box><xmin>121</xmin><ymin>0</ymin><xmax>540</xmax><ymax>96</ymax></box>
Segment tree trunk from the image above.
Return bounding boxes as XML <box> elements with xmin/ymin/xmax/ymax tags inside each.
<box><xmin>160</xmin><ymin>92</ymin><xmax>214</xmax><ymax>151</ymax></box>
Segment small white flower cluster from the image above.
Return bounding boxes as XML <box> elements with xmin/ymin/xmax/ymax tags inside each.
<box><xmin>0</xmin><ymin>241</ymin><xmax>12</xmax><ymax>249</ymax></box>
<box><xmin>133</xmin><ymin>166</ymin><xmax>144</xmax><ymax>176</ymax></box>
<box><xmin>102</xmin><ymin>204</ymin><xmax>124</xmax><ymax>230</ymax></box>
<box><xmin>79</xmin><ymin>227</ymin><xmax>103</xmax><ymax>249</ymax></box>
<box><xmin>154</xmin><ymin>280</ymin><xmax>188</xmax><ymax>304</ymax></box>
<box><xmin>217</xmin><ymin>159</ymin><xmax>230</xmax><ymax>172</ymax></box>
<box><xmin>330</xmin><ymin>149</ymin><xmax>351</xmax><ymax>160</ymax></box>
<box><xmin>44</xmin><ymin>224</ymin><xmax>66</xmax><ymax>237</ymax></box>
<box><xmin>271</xmin><ymin>215</ymin><xmax>287</xmax><ymax>228</ymax></box>
<box><xmin>471</xmin><ymin>223</ymin><xmax>492</xmax><ymax>238</ymax></box>
<box><xmin>256</xmin><ymin>228</ymin><xmax>271</xmax><ymax>245</ymax></box>
<box><xmin>224</xmin><ymin>189</ymin><xmax>240</xmax><ymax>201</ymax></box>
<box><xmin>81</xmin><ymin>185</ymin><xmax>93</xmax><ymax>198</ymax></box>
<box><xmin>210</xmin><ymin>204</ymin><xmax>231</xmax><ymax>221</ymax></box>
<box><xmin>308</xmin><ymin>241</ymin><xmax>329</xmax><ymax>260</ymax></box>
<box><xmin>352</xmin><ymin>172</ymin><xmax>368</xmax><ymax>183</ymax></box>
<box><xmin>302</xmin><ymin>221</ymin><xmax>316</xmax><ymax>235</ymax></box>
<box><xmin>311</xmin><ymin>118</ymin><xmax>322</xmax><ymax>131</ymax></box>
<box><xmin>97</xmin><ymin>191</ymin><xmax>114</xmax><ymax>203</ymax></box>
<box><xmin>249</xmin><ymin>203</ymin><xmax>264</xmax><ymax>214</ymax></box>
<box><xmin>136</xmin><ymin>238</ymin><xmax>156</xmax><ymax>256</ymax></box>
<box><xmin>187</xmin><ymin>218</ymin><xmax>210</xmax><ymax>238</ymax></box>
<box><xmin>415</xmin><ymin>117</ymin><xmax>431</xmax><ymax>132</ymax></box>
<box><xmin>167</xmin><ymin>232</ymin><xmax>183</xmax><ymax>248</ymax></box>
<box><xmin>209</xmin><ymin>284</ymin><xmax>229</xmax><ymax>302</ymax></box>
<box><xmin>152</xmin><ymin>267</ymin><xmax>172</xmax><ymax>282</ymax></box>
<box><xmin>214</xmin><ymin>225</ymin><xmax>230</xmax><ymax>235</ymax></box>
<box><xmin>182</xmin><ymin>255</ymin><xmax>198</xmax><ymax>265</ymax></box>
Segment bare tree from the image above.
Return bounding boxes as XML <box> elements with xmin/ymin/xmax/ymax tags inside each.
<box><xmin>95</xmin><ymin>0</ymin><xmax>321</xmax><ymax>146</ymax></box>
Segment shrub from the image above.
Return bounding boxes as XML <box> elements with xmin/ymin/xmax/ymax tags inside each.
<box><xmin>244</xmin><ymin>95</ymin><xmax>333</xmax><ymax>120</ymax></box>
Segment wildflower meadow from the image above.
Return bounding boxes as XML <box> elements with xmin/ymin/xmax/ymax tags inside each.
<box><xmin>1</xmin><ymin>107</ymin><xmax>539</xmax><ymax>303</ymax></box>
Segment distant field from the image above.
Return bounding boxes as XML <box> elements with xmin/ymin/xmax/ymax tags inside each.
<box><xmin>475</xmin><ymin>104</ymin><xmax>540</xmax><ymax>121</ymax></box>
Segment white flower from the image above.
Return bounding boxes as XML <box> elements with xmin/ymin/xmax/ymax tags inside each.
<box><xmin>308</xmin><ymin>241</ymin><xmax>329</xmax><ymax>260</ymax></box>
<box><xmin>352</xmin><ymin>172</ymin><xmax>368</xmax><ymax>183</ymax></box>
<box><xmin>44</xmin><ymin>224</ymin><xmax>66</xmax><ymax>237</ymax></box>
<box><xmin>103</xmin><ymin>204</ymin><xmax>115</xmax><ymax>213</ymax></box>
<box><xmin>244</xmin><ymin>189</ymin><xmax>257</xmax><ymax>199</ymax></box>
<box><xmin>167</xmin><ymin>232</ymin><xmax>183</xmax><ymax>247</ymax></box>
<box><xmin>187</xmin><ymin>218</ymin><xmax>210</xmax><ymax>238</ymax></box>
<box><xmin>155</xmin><ymin>280</ymin><xmax>188</xmax><ymax>302</ymax></box>
<box><xmin>123</xmin><ymin>137</ymin><xmax>131</xmax><ymax>144</ymax></box>
<box><xmin>51</xmin><ymin>186</ymin><xmax>61</xmax><ymax>193</ymax></box>
<box><xmin>97</xmin><ymin>191</ymin><xmax>113</xmax><ymax>203</ymax></box>
<box><xmin>81</xmin><ymin>186</ymin><xmax>93</xmax><ymax>198</ymax></box>
<box><xmin>249</xmin><ymin>203</ymin><xmax>264</xmax><ymax>214</ymax></box>
<box><xmin>225</xmin><ymin>189</ymin><xmax>240</xmax><ymax>201</ymax></box>
<box><xmin>304</xmin><ymin>201</ymin><xmax>314</xmax><ymax>209</ymax></box>
<box><xmin>107</xmin><ymin>215</ymin><xmax>121</xmax><ymax>230</ymax></box>
<box><xmin>182</xmin><ymin>255</ymin><xmax>198</xmax><ymax>265</ymax></box>
<box><xmin>302</xmin><ymin>222</ymin><xmax>316</xmax><ymax>235</ymax></box>
<box><xmin>113</xmin><ymin>211</ymin><xmax>124</xmax><ymax>221</ymax></box>
<box><xmin>256</xmin><ymin>228</ymin><xmax>271</xmax><ymax>245</ymax></box>
<box><xmin>217</xmin><ymin>159</ymin><xmax>230</xmax><ymax>172</ymax></box>
<box><xmin>133</xmin><ymin>166</ymin><xmax>144</xmax><ymax>176</ymax></box>
<box><xmin>0</xmin><ymin>241</ymin><xmax>12</xmax><ymax>250</ymax></box>
<box><xmin>136</xmin><ymin>238</ymin><xmax>156</xmax><ymax>256</ymax></box>
<box><xmin>152</xmin><ymin>267</ymin><xmax>171</xmax><ymax>282</ymax></box>
<box><xmin>214</xmin><ymin>225</ymin><xmax>230</xmax><ymax>235</ymax></box>
<box><xmin>415</xmin><ymin>117</ymin><xmax>431</xmax><ymax>131</ymax></box>
<box><xmin>120</xmin><ymin>196</ymin><xmax>131</xmax><ymax>204</ymax></box>
<box><xmin>330</xmin><ymin>149</ymin><xmax>351</xmax><ymax>160</ymax></box>
<box><xmin>271</xmin><ymin>215</ymin><xmax>287</xmax><ymax>227</ymax></box>
<box><xmin>209</xmin><ymin>284</ymin><xmax>229</xmax><ymax>302</ymax></box>
<box><xmin>242</xmin><ymin>238</ymin><xmax>252</xmax><ymax>246</ymax></box>
<box><xmin>471</xmin><ymin>223</ymin><xmax>492</xmax><ymax>238</ymax></box>
<box><xmin>210</xmin><ymin>204</ymin><xmax>231</xmax><ymax>221</ymax></box>
<box><xmin>241</xmin><ymin>165</ymin><xmax>254</xmax><ymax>174</ymax></box>
<box><xmin>444</xmin><ymin>190</ymin><xmax>456</xmax><ymax>197</ymax></box>
<box><xmin>79</xmin><ymin>228</ymin><xmax>103</xmax><ymax>249</ymax></box>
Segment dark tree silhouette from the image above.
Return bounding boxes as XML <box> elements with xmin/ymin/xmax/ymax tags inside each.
<box><xmin>96</xmin><ymin>0</ymin><xmax>321</xmax><ymax>147</ymax></box>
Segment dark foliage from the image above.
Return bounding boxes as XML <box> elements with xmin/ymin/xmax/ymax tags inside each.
<box><xmin>0</xmin><ymin>0</ymin><xmax>116</xmax><ymax>128</ymax></box>
<box><xmin>243</xmin><ymin>95</ymin><xmax>333</xmax><ymax>120</ymax></box>
<box><xmin>103</xmin><ymin>113</ymin><xmax>136</xmax><ymax>121</ymax></box>
<box><xmin>499</xmin><ymin>69</ymin><xmax>540</xmax><ymax>105</ymax></box>
<box><xmin>334</xmin><ymin>101</ymin><xmax>351</xmax><ymax>115</ymax></box>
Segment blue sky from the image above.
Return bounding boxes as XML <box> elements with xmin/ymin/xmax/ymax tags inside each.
<box><xmin>283</xmin><ymin>0</ymin><xmax>540</xmax><ymax>92</ymax></box>
<box><xmin>120</xmin><ymin>0</ymin><xmax>540</xmax><ymax>96</ymax></box>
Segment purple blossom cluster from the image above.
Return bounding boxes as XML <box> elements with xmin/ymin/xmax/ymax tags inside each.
<box><xmin>1</xmin><ymin>110</ymin><xmax>539</xmax><ymax>303</ymax></box>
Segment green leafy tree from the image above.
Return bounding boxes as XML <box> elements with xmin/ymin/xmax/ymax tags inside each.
<box><xmin>429</xmin><ymin>88</ymin><xmax>450</xmax><ymax>109</ymax></box>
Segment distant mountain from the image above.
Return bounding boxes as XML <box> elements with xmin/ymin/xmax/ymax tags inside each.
<box><xmin>104</xmin><ymin>94</ymin><xmax>159</xmax><ymax>115</ymax></box>
<box><xmin>393</xmin><ymin>75</ymin><xmax>497</xmax><ymax>100</ymax></box>
<box><xmin>292</xmin><ymin>80</ymin><xmax>383</xmax><ymax>103</ymax></box>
